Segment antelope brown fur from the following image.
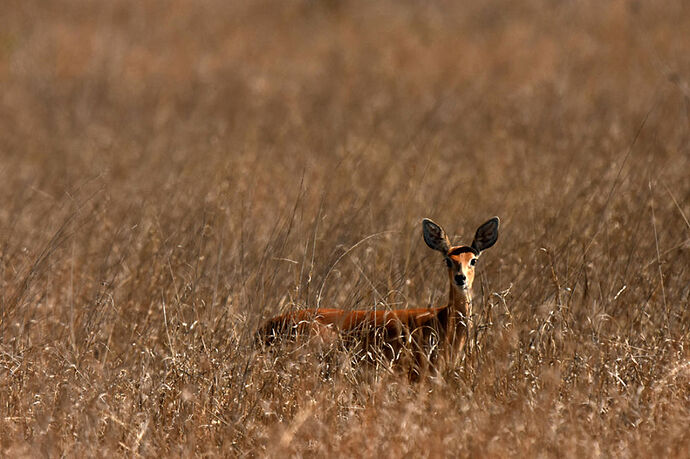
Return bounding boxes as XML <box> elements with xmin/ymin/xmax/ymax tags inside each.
<box><xmin>257</xmin><ymin>217</ymin><xmax>500</xmax><ymax>378</ymax></box>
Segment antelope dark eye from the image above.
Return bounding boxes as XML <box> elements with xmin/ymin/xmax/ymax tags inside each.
<box><xmin>445</xmin><ymin>258</ymin><xmax>452</xmax><ymax>268</ymax></box>
<box><xmin>470</xmin><ymin>258</ymin><xmax>477</xmax><ymax>266</ymax></box>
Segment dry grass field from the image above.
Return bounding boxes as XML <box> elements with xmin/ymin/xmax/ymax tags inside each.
<box><xmin>1</xmin><ymin>0</ymin><xmax>689</xmax><ymax>456</ymax></box>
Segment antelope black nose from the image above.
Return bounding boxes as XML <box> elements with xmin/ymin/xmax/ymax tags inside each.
<box><xmin>454</xmin><ymin>273</ymin><xmax>466</xmax><ymax>285</ymax></box>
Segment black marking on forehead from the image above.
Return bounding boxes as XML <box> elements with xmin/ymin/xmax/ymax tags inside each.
<box><xmin>448</xmin><ymin>246</ymin><xmax>479</xmax><ymax>256</ymax></box>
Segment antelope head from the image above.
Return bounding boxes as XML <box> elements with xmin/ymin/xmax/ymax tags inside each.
<box><xmin>422</xmin><ymin>217</ymin><xmax>500</xmax><ymax>304</ymax></box>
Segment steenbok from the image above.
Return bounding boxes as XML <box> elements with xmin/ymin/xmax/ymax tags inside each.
<box><xmin>257</xmin><ymin>217</ymin><xmax>499</xmax><ymax>379</ymax></box>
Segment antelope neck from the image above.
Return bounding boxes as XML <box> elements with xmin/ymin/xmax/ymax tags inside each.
<box><xmin>447</xmin><ymin>270</ymin><xmax>471</xmax><ymax>316</ymax></box>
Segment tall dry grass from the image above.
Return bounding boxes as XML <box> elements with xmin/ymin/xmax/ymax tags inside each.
<box><xmin>0</xmin><ymin>0</ymin><xmax>688</xmax><ymax>456</ymax></box>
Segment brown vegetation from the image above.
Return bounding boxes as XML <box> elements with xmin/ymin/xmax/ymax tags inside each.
<box><xmin>0</xmin><ymin>0</ymin><xmax>689</xmax><ymax>456</ymax></box>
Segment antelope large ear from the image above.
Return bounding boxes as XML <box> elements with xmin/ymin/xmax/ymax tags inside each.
<box><xmin>422</xmin><ymin>218</ymin><xmax>450</xmax><ymax>253</ymax></box>
<box><xmin>471</xmin><ymin>217</ymin><xmax>499</xmax><ymax>253</ymax></box>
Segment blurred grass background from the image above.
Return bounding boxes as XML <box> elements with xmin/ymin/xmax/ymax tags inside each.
<box><xmin>0</xmin><ymin>0</ymin><xmax>688</xmax><ymax>456</ymax></box>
